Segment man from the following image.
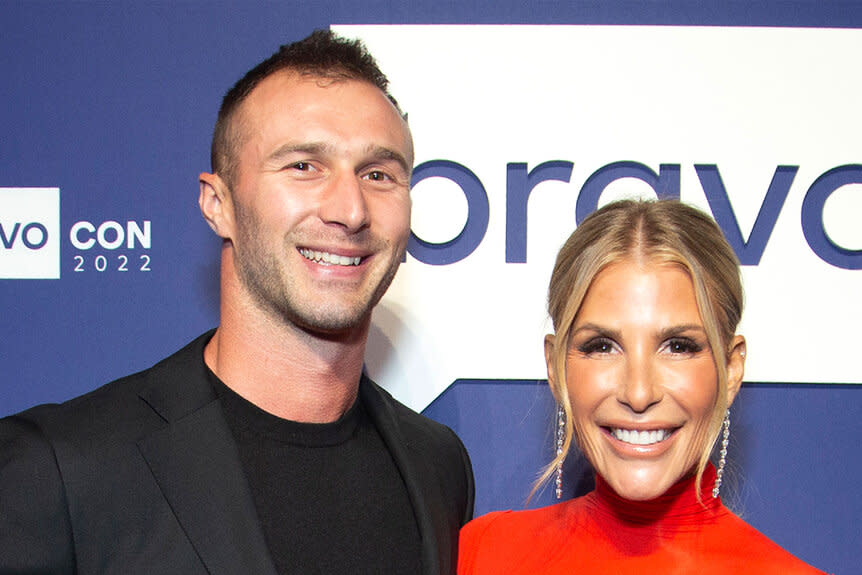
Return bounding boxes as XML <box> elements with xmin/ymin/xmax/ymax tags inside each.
<box><xmin>0</xmin><ymin>30</ymin><xmax>474</xmax><ymax>574</ymax></box>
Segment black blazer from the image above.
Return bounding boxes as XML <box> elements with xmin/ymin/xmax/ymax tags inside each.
<box><xmin>0</xmin><ymin>332</ymin><xmax>474</xmax><ymax>574</ymax></box>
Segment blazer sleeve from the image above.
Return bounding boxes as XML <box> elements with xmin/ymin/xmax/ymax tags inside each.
<box><xmin>0</xmin><ymin>414</ymin><xmax>76</xmax><ymax>573</ymax></box>
<box><xmin>451</xmin><ymin>425</ymin><xmax>475</xmax><ymax>526</ymax></box>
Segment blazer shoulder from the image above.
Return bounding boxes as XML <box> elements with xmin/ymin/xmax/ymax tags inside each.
<box><xmin>360</xmin><ymin>375</ymin><xmax>475</xmax><ymax>522</ymax></box>
<box><xmin>361</xmin><ymin>376</ymin><xmax>466</xmax><ymax>453</ymax></box>
<box><xmin>10</xmin><ymin>330</ymin><xmax>216</xmax><ymax>444</ymax></box>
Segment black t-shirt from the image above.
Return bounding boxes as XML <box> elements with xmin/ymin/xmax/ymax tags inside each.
<box><xmin>209</xmin><ymin>370</ymin><xmax>422</xmax><ymax>575</ymax></box>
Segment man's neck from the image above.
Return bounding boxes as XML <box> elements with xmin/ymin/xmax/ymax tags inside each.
<box><xmin>204</xmin><ymin>303</ymin><xmax>368</xmax><ymax>424</ymax></box>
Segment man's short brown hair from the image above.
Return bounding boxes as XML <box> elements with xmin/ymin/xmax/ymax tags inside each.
<box><xmin>210</xmin><ymin>29</ymin><xmax>404</xmax><ymax>187</ymax></box>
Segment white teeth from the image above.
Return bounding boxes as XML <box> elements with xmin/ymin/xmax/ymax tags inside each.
<box><xmin>299</xmin><ymin>249</ymin><xmax>361</xmax><ymax>266</ymax></box>
<box><xmin>611</xmin><ymin>428</ymin><xmax>671</xmax><ymax>445</ymax></box>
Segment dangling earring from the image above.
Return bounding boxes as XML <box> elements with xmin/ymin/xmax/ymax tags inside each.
<box><xmin>555</xmin><ymin>404</ymin><xmax>565</xmax><ymax>500</ymax></box>
<box><xmin>712</xmin><ymin>409</ymin><xmax>730</xmax><ymax>498</ymax></box>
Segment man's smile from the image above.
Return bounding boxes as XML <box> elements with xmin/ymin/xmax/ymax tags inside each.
<box><xmin>299</xmin><ymin>248</ymin><xmax>363</xmax><ymax>266</ymax></box>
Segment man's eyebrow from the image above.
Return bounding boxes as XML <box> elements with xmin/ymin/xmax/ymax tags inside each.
<box><xmin>363</xmin><ymin>145</ymin><xmax>411</xmax><ymax>176</ymax></box>
<box><xmin>265</xmin><ymin>142</ymin><xmax>330</xmax><ymax>163</ymax></box>
<box><xmin>264</xmin><ymin>142</ymin><xmax>411</xmax><ymax>176</ymax></box>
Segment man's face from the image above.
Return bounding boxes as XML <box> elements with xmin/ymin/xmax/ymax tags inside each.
<box><xmin>225</xmin><ymin>71</ymin><xmax>413</xmax><ymax>335</ymax></box>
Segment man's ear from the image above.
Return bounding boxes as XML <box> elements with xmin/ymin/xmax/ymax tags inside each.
<box><xmin>544</xmin><ymin>334</ymin><xmax>561</xmax><ymax>403</ymax></box>
<box><xmin>199</xmin><ymin>172</ymin><xmax>234</xmax><ymax>239</ymax></box>
<box><xmin>725</xmin><ymin>335</ymin><xmax>746</xmax><ymax>407</ymax></box>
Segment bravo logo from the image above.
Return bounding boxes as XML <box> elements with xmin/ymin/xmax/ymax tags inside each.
<box><xmin>0</xmin><ymin>188</ymin><xmax>60</xmax><ymax>279</ymax></box>
<box><xmin>408</xmin><ymin>161</ymin><xmax>862</xmax><ymax>270</ymax></box>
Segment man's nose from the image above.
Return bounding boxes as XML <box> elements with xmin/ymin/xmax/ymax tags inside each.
<box><xmin>319</xmin><ymin>171</ymin><xmax>369</xmax><ymax>232</ymax></box>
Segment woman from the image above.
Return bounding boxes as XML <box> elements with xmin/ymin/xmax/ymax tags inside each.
<box><xmin>458</xmin><ymin>200</ymin><xmax>826</xmax><ymax>574</ymax></box>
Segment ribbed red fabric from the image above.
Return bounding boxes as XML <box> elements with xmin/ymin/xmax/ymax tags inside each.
<box><xmin>459</xmin><ymin>465</ymin><xmax>827</xmax><ymax>574</ymax></box>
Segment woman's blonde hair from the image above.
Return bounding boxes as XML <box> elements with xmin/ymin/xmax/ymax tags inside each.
<box><xmin>539</xmin><ymin>199</ymin><xmax>743</xmax><ymax>498</ymax></box>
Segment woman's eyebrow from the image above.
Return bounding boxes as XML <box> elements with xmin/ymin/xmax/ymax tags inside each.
<box><xmin>658</xmin><ymin>324</ymin><xmax>707</xmax><ymax>340</ymax></box>
<box><xmin>570</xmin><ymin>323</ymin><xmax>621</xmax><ymax>340</ymax></box>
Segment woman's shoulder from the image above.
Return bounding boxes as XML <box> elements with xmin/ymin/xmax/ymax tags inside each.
<box><xmin>458</xmin><ymin>500</ymin><xmax>587</xmax><ymax>574</ymax></box>
<box><xmin>462</xmin><ymin>505</ymin><xmax>550</xmax><ymax>533</ymax></box>
<box><xmin>710</xmin><ymin>507</ymin><xmax>829</xmax><ymax>574</ymax></box>
<box><xmin>462</xmin><ymin>499</ymin><xmax>579</xmax><ymax>540</ymax></box>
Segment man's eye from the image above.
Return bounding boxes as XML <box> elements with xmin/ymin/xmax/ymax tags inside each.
<box><xmin>364</xmin><ymin>170</ymin><xmax>391</xmax><ymax>182</ymax></box>
<box><xmin>291</xmin><ymin>162</ymin><xmax>310</xmax><ymax>171</ymax></box>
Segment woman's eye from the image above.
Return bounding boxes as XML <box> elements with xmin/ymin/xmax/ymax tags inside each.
<box><xmin>578</xmin><ymin>338</ymin><xmax>615</xmax><ymax>355</ymax></box>
<box><xmin>666</xmin><ymin>338</ymin><xmax>702</xmax><ymax>354</ymax></box>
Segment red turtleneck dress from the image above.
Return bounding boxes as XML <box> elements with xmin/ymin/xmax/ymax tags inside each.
<box><xmin>458</xmin><ymin>465</ymin><xmax>826</xmax><ymax>574</ymax></box>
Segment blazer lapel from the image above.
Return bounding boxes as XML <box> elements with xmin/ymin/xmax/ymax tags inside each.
<box><xmin>136</xmin><ymin>333</ymin><xmax>277</xmax><ymax>575</ymax></box>
<box><xmin>360</xmin><ymin>376</ymin><xmax>446</xmax><ymax>575</ymax></box>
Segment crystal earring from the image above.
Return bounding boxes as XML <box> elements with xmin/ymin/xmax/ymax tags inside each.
<box><xmin>712</xmin><ymin>409</ymin><xmax>730</xmax><ymax>498</ymax></box>
<box><xmin>555</xmin><ymin>404</ymin><xmax>565</xmax><ymax>500</ymax></box>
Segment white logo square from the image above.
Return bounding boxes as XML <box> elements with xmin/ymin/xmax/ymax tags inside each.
<box><xmin>0</xmin><ymin>188</ymin><xmax>60</xmax><ymax>279</ymax></box>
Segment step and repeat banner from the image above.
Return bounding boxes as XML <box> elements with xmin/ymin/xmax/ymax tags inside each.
<box><xmin>2</xmin><ymin>3</ymin><xmax>859</xmax><ymax>573</ymax></box>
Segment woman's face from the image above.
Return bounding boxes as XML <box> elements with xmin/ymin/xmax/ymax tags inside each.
<box><xmin>552</xmin><ymin>259</ymin><xmax>727</xmax><ymax>501</ymax></box>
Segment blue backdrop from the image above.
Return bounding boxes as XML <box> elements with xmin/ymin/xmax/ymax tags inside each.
<box><xmin>2</xmin><ymin>3</ymin><xmax>860</xmax><ymax>573</ymax></box>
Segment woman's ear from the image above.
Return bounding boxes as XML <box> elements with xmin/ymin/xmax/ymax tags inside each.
<box><xmin>544</xmin><ymin>334</ymin><xmax>560</xmax><ymax>403</ymax></box>
<box><xmin>725</xmin><ymin>335</ymin><xmax>746</xmax><ymax>406</ymax></box>
<box><xmin>199</xmin><ymin>172</ymin><xmax>234</xmax><ymax>239</ymax></box>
